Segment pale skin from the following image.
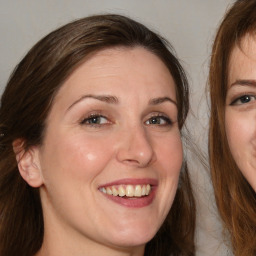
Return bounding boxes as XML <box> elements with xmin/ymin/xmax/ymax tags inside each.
<box><xmin>15</xmin><ymin>47</ymin><xmax>183</xmax><ymax>256</ymax></box>
<box><xmin>226</xmin><ymin>34</ymin><xmax>256</xmax><ymax>192</ymax></box>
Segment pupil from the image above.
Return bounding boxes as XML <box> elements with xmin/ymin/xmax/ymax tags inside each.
<box><xmin>151</xmin><ymin>118</ymin><xmax>159</xmax><ymax>124</ymax></box>
<box><xmin>91</xmin><ymin>117</ymin><xmax>99</xmax><ymax>123</ymax></box>
<box><xmin>241</xmin><ymin>96</ymin><xmax>250</xmax><ymax>103</ymax></box>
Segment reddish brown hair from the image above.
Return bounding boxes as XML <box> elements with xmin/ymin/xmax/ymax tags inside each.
<box><xmin>0</xmin><ymin>14</ymin><xmax>195</xmax><ymax>255</ymax></box>
<box><xmin>209</xmin><ymin>1</ymin><xmax>256</xmax><ymax>255</ymax></box>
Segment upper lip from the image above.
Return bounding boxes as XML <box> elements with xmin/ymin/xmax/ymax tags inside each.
<box><xmin>98</xmin><ymin>178</ymin><xmax>158</xmax><ymax>188</ymax></box>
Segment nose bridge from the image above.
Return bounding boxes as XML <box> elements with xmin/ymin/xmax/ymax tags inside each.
<box><xmin>116</xmin><ymin>122</ymin><xmax>155</xmax><ymax>167</ymax></box>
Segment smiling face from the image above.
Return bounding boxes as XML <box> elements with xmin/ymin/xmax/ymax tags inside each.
<box><xmin>30</xmin><ymin>47</ymin><xmax>182</xmax><ymax>255</ymax></box>
<box><xmin>225</xmin><ymin>34</ymin><xmax>256</xmax><ymax>192</ymax></box>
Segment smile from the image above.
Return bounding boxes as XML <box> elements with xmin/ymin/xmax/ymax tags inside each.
<box><xmin>98</xmin><ymin>179</ymin><xmax>157</xmax><ymax>208</ymax></box>
<box><xmin>99</xmin><ymin>184</ymin><xmax>151</xmax><ymax>198</ymax></box>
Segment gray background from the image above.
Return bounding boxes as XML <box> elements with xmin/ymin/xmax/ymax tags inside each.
<box><xmin>0</xmin><ymin>1</ymin><xmax>234</xmax><ymax>255</ymax></box>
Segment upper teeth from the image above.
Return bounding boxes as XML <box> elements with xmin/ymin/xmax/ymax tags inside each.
<box><xmin>100</xmin><ymin>184</ymin><xmax>151</xmax><ymax>197</ymax></box>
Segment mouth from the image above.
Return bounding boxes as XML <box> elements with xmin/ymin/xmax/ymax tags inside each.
<box><xmin>98</xmin><ymin>179</ymin><xmax>157</xmax><ymax>208</ymax></box>
<box><xmin>99</xmin><ymin>184</ymin><xmax>151</xmax><ymax>198</ymax></box>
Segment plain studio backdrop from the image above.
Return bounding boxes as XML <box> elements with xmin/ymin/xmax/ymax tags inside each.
<box><xmin>0</xmin><ymin>1</ymin><xmax>234</xmax><ymax>255</ymax></box>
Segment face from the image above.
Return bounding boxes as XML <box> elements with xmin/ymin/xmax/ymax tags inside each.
<box><xmin>225</xmin><ymin>34</ymin><xmax>256</xmax><ymax>192</ymax></box>
<box><xmin>35</xmin><ymin>47</ymin><xmax>182</xmax><ymax>254</ymax></box>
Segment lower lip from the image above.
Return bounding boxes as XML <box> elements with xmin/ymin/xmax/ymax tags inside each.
<box><xmin>101</xmin><ymin>187</ymin><xmax>157</xmax><ymax>208</ymax></box>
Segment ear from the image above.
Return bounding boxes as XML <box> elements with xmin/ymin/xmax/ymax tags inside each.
<box><xmin>13</xmin><ymin>139</ymin><xmax>43</xmax><ymax>188</ymax></box>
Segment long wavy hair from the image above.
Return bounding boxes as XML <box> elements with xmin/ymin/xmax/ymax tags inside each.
<box><xmin>0</xmin><ymin>14</ymin><xmax>195</xmax><ymax>256</ymax></box>
<box><xmin>209</xmin><ymin>1</ymin><xmax>256</xmax><ymax>255</ymax></box>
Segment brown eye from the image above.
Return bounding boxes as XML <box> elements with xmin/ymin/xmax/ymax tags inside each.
<box><xmin>231</xmin><ymin>95</ymin><xmax>256</xmax><ymax>105</ymax></box>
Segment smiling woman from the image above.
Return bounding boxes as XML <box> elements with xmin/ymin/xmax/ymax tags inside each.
<box><xmin>0</xmin><ymin>15</ymin><xmax>195</xmax><ymax>256</ymax></box>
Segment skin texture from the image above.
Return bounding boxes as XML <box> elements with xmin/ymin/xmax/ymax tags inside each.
<box><xmin>18</xmin><ymin>47</ymin><xmax>183</xmax><ymax>256</ymax></box>
<box><xmin>225</xmin><ymin>34</ymin><xmax>256</xmax><ymax>192</ymax></box>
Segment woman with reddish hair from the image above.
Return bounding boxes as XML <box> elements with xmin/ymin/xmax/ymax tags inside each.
<box><xmin>209</xmin><ymin>1</ymin><xmax>256</xmax><ymax>255</ymax></box>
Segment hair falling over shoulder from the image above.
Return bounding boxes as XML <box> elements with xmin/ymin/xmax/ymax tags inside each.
<box><xmin>0</xmin><ymin>14</ymin><xmax>195</xmax><ymax>256</ymax></box>
<box><xmin>209</xmin><ymin>1</ymin><xmax>256</xmax><ymax>255</ymax></box>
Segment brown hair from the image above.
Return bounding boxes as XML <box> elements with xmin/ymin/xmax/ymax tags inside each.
<box><xmin>0</xmin><ymin>14</ymin><xmax>195</xmax><ymax>256</ymax></box>
<box><xmin>209</xmin><ymin>1</ymin><xmax>256</xmax><ymax>255</ymax></box>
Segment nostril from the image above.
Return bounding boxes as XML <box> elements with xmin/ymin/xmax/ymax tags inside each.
<box><xmin>123</xmin><ymin>159</ymin><xmax>140</xmax><ymax>165</ymax></box>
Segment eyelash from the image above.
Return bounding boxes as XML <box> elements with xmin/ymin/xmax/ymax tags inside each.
<box><xmin>230</xmin><ymin>94</ymin><xmax>256</xmax><ymax>105</ymax></box>
<box><xmin>145</xmin><ymin>114</ymin><xmax>173</xmax><ymax>126</ymax></box>
<box><xmin>80</xmin><ymin>113</ymin><xmax>110</xmax><ymax>126</ymax></box>
<box><xmin>80</xmin><ymin>113</ymin><xmax>173</xmax><ymax>127</ymax></box>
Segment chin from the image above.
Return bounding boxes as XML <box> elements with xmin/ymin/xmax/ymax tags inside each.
<box><xmin>108</xmin><ymin>226</ymin><xmax>158</xmax><ymax>248</ymax></box>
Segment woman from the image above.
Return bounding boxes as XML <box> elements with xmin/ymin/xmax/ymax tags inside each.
<box><xmin>209</xmin><ymin>1</ymin><xmax>256</xmax><ymax>255</ymax></box>
<box><xmin>0</xmin><ymin>14</ymin><xmax>195</xmax><ymax>256</ymax></box>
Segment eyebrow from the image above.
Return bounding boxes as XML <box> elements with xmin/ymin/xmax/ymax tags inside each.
<box><xmin>67</xmin><ymin>94</ymin><xmax>119</xmax><ymax>111</ymax></box>
<box><xmin>149</xmin><ymin>97</ymin><xmax>177</xmax><ymax>106</ymax></box>
<box><xmin>67</xmin><ymin>94</ymin><xmax>177</xmax><ymax>112</ymax></box>
<box><xmin>230</xmin><ymin>79</ymin><xmax>256</xmax><ymax>87</ymax></box>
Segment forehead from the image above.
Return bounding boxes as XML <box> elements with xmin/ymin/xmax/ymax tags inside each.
<box><xmin>53</xmin><ymin>46</ymin><xmax>176</xmax><ymax>103</ymax></box>
<box><xmin>228</xmin><ymin>34</ymin><xmax>256</xmax><ymax>80</ymax></box>
<box><xmin>231</xmin><ymin>34</ymin><xmax>256</xmax><ymax>59</ymax></box>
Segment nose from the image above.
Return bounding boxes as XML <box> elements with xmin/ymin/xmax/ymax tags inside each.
<box><xmin>116</xmin><ymin>125</ymin><xmax>156</xmax><ymax>167</ymax></box>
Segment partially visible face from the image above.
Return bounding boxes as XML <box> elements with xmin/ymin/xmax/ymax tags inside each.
<box><xmin>37</xmin><ymin>47</ymin><xmax>182</xmax><ymax>253</ymax></box>
<box><xmin>225</xmin><ymin>34</ymin><xmax>256</xmax><ymax>192</ymax></box>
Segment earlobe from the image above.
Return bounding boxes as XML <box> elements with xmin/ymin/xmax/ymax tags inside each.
<box><xmin>13</xmin><ymin>139</ymin><xmax>43</xmax><ymax>188</ymax></box>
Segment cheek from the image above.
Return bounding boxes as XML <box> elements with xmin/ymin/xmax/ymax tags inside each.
<box><xmin>225</xmin><ymin>111</ymin><xmax>254</xmax><ymax>157</ymax></box>
<box><xmin>154</xmin><ymin>133</ymin><xmax>182</xmax><ymax>217</ymax></box>
<box><xmin>40</xmin><ymin>132</ymin><xmax>114</xmax><ymax>184</ymax></box>
<box><xmin>155</xmin><ymin>132</ymin><xmax>183</xmax><ymax>175</ymax></box>
<box><xmin>225</xmin><ymin>111</ymin><xmax>256</xmax><ymax>191</ymax></box>
<box><xmin>225</xmin><ymin>109</ymin><xmax>256</xmax><ymax>187</ymax></box>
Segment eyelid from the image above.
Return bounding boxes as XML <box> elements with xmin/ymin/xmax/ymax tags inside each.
<box><xmin>80</xmin><ymin>115</ymin><xmax>107</xmax><ymax>124</ymax></box>
<box><xmin>227</xmin><ymin>86</ymin><xmax>256</xmax><ymax>104</ymax></box>
<box><xmin>229</xmin><ymin>94</ymin><xmax>256</xmax><ymax>105</ymax></box>
<box><xmin>79</xmin><ymin>112</ymin><xmax>112</xmax><ymax>126</ymax></box>
<box><xmin>145</xmin><ymin>112</ymin><xmax>173</xmax><ymax>125</ymax></box>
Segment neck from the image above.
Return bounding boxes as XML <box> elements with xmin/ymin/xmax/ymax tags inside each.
<box><xmin>36</xmin><ymin>211</ymin><xmax>145</xmax><ymax>256</ymax></box>
<box><xmin>35</xmin><ymin>240</ymin><xmax>145</xmax><ymax>256</ymax></box>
